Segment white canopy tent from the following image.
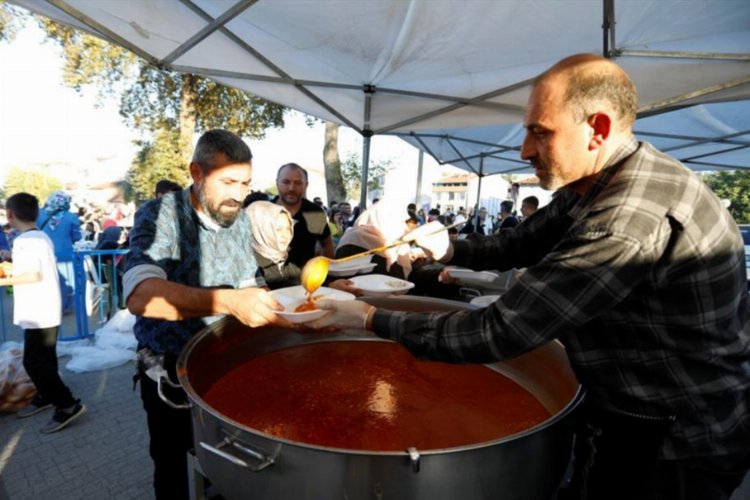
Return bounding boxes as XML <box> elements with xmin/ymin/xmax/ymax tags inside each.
<box><xmin>397</xmin><ymin>100</ymin><xmax>750</xmax><ymax>178</ymax></box>
<box><xmin>9</xmin><ymin>0</ymin><xmax>750</xmax><ymax>206</ymax></box>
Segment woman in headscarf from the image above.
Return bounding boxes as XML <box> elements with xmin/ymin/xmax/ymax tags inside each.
<box><xmin>246</xmin><ymin>201</ymin><xmax>358</xmax><ymax>294</ymax></box>
<box><xmin>37</xmin><ymin>191</ymin><xmax>82</xmax><ymax>313</ymax></box>
<box><xmin>246</xmin><ymin>201</ymin><xmax>299</xmax><ymax>289</ymax></box>
<box><xmin>336</xmin><ymin>199</ymin><xmax>414</xmax><ymax>279</ymax></box>
<box><xmin>335</xmin><ymin>198</ymin><xmax>459</xmax><ymax>298</ymax></box>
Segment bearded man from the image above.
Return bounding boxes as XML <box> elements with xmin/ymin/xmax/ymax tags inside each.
<box><xmin>123</xmin><ymin>129</ymin><xmax>290</xmax><ymax>500</ymax></box>
<box><xmin>315</xmin><ymin>55</ymin><xmax>750</xmax><ymax>500</ymax></box>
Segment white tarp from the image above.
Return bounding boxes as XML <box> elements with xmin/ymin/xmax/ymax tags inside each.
<box><xmin>396</xmin><ymin>100</ymin><xmax>750</xmax><ymax>175</ymax></box>
<box><xmin>9</xmin><ymin>0</ymin><xmax>750</xmax><ymax>176</ymax></box>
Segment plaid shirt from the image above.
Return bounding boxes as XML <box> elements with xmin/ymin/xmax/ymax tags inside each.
<box><xmin>373</xmin><ymin>138</ymin><xmax>750</xmax><ymax>459</ymax></box>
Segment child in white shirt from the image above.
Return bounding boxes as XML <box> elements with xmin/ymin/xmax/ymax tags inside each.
<box><xmin>2</xmin><ymin>193</ymin><xmax>85</xmax><ymax>433</ymax></box>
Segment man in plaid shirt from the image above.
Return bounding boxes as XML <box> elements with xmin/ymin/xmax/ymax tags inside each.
<box><xmin>315</xmin><ymin>54</ymin><xmax>750</xmax><ymax>499</ymax></box>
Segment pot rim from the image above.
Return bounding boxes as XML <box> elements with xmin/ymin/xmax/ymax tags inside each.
<box><xmin>178</xmin><ymin>318</ymin><xmax>583</xmax><ymax>457</ymax></box>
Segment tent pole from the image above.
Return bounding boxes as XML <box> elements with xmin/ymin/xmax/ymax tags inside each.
<box><xmin>360</xmin><ymin>134</ymin><xmax>371</xmax><ymax>210</ymax></box>
<box><xmin>415</xmin><ymin>149</ymin><xmax>424</xmax><ymax>205</ymax></box>
<box><xmin>360</xmin><ymin>85</ymin><xmax>375</xmax><ymax>210</ymax></box>
<box><xmin>602</xmin><ymin>0</ymin><xmax>616</xmax><ymax>58</ymax></box>
<box><xmin>474</xmin><ymin>156</ymin><xmax>485</xmax><ymax>233</ymax></box>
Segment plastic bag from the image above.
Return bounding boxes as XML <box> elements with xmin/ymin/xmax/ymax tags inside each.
<box><xmin>93</xmin><ymin>310</ymin><xmax>137</xmax><ymax>351</ymax></box>
<box><xmin>65</xmin><ymin>346</ymin><xmax>135</xmax><ymax>373</ymax></box>
<box><xmin>0</xmin><ymin>345</ymin><xmax>37</xmax><ymax>413</ymax></box>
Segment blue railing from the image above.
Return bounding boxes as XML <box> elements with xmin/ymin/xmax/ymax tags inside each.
<box><xmin>0</xmin><ymin>249</ymin><xmax>129</xmax><ymax>342</ymax></box>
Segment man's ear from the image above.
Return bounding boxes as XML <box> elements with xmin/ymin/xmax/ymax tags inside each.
<box><xmin>189</xmin><ymin>162</ymin><xmax>203</xmax><ymax>184</ymax></box>
<box><xmin>588</xmin><ymin>112</ymin><xmax>611</xmax><ymax>150</ymax></box>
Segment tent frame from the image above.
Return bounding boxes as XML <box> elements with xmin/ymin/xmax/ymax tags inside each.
<box><xmin>27</xmin><ymin>0</ymin><xmax>750</xmax><ymax>201</ymax></box>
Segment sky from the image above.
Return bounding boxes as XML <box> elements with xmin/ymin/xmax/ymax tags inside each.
<box><xmin>0</xmin><ymin>23</ymin><xmax>466</xmax><ymax>205</ymax></box>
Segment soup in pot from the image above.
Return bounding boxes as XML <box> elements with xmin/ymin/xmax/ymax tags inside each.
<box><xmin>202</xmin><ymin>341</ymin><xmax>549</xmax><ymax>451</ymax></box>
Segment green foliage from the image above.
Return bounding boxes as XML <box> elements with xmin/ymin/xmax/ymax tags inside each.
<box><xmin>339</xmin><ymin>153</ymin><xmax>392</xmax><ymax>201</ymax></box>
<box><xmin>39</xmin><ymin>18</ymin><xmax>137</xmax><ymax>100</ymax></box>
<box><xmin>125</xmin><ymin>128</ymin><xmax>191</xmax><ymax>204</ymax></box>
<box><xmin>703</xmin><ymin>170</ymin><xmax>750</xmax><ymax>224</ymax></box>
<box><xmin>37</xmin><ymin>19</ymin><xmax>285</xmax><ymax>140</ymax></box>
<box><xmin>119</xmin><ymin>66</ymin><xmax>285</xmax><ymax>138</ymax></box>
<box><xmin>37</xmin><ymin>17</ymin><xmax>286</xmax><ymax>189</ymax></box>
<box><xmin>0</xmin><ymin>1</ymin><xmax>26</xmax><ymax>43</ymax></box>
<box><xmin>3</xmin><ymin>166</ymin><xmax>63</xmax><ymax>203</ymax></box>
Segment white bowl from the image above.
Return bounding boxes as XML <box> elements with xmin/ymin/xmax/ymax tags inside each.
<box><xmin>470</xmin><ymin>295</ymin><xmax>501</xmax><ymax>308</ymax></box>
<box><xmin>269</xmin><ymin>286</ymin><xmax>355</xmax><ymax>308</ymax></box>
<box><xmin>328</xmin><ymin>255</ymin><xmax>374</xmax><ymax>272</ymax></box>
<box><xmin>275</xmin><ymin>299</ymin><xmax>328</xmax><ymax>323</ymax></box>
<box><xmin>348</xmin><ymin>274</ymin><xmax>414</xmax><ymax>297</ymax></box>
<box><xmin>446</xmin><ymin>267</ymin><xmax>499</xmax><ymax>285</ymax></box>
<box><xmin>327</xmin><ymin>262</ymin><xmax>377</xmax><ymax>277</ymax></box>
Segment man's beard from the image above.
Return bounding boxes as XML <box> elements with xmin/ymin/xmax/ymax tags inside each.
<box><xmin>197</xmin><ymin>187</ymin><xmax>241</xmax><ymax>227</ymax></box>
<box><xmin>280</xmin><ymin>192</ymin><xmax>300</xmax><ymax>205</ymax></box>
<box><xmin>532</xmin><ymin>160</ymin><xmax>559</xmax><ymax>191</ymax></box>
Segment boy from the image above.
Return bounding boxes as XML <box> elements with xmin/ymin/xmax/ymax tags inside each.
<box><xmin>2</xmin><ymin>193</ymin><xmax>85</xmax><ymax>433</ymax></box>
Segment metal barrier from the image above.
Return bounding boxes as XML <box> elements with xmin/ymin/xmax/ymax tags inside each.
<box><xmin>69</xmin><ymin>249</ymin><xmax>130</xmax><ymax>340</ymax></box>
<box><xmin>0</xmin><ymin>249</ymin><xmax>129</xmax><ymax>342</ymax></box>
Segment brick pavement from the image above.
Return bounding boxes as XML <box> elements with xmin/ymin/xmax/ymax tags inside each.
<box><xmin>0</xmin><ymin>300</ymin><xmax>153</xmax><ymax>500</ymax></box>
<box><xmin>0</xmin><ymin>360</ymin><xmax>153</xmax><ymax>500</ymax></box>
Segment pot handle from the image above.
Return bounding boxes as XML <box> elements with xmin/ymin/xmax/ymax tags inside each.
<box><xmin>200</xmin><ymin>438</ymin><xmax>275</xmax><ymax>472</ymax></box>
<box><xmin>157</xmin><ymin>375</ymin><xmax>191</xmax><ymax>410</ymax></box>
<box><xmin>407</xmin><ymin>447</ymin><xmax>420</xmax><ymax>473</ymax></box>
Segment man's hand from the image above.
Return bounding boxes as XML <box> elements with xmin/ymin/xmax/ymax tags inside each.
<box><xmin>401</xmin><ymin>221</ymin><xmax>453</xmax><ymax>261</ymax></box>
<box><xmin>328</xmin><ymin>279</ymin><xmax>363</xmax><ymax>296</ymax></box>
<box><xmin>221</xmin><ymin>287</ymin><xmax>293</xmax><ymax>329</ymax></box>
<box><xmin>438</xmin><ymin>267</ymin><xmax>460</xmax><ymax>285</ymax></box>
<box><xmin>308</xmin><ymin>299</ymin><xmax>375</xmax><ymax>331</ymax></box>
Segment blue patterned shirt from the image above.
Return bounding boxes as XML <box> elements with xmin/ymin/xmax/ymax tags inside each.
<box><xmin>124</xmin><ymin>189</ymin><xmax>262</xmax><ymax>354</ymax></box>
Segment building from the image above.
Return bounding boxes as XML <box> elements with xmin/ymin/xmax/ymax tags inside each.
<box><xmin>431</xmin><ymin>174</ymin><xmax>470</xmax><ymax>213</ymax></box>
<box><xmin>431</xmin><ymin>173</ymin><xmax>511</xmax><ymax>217</ymax></box>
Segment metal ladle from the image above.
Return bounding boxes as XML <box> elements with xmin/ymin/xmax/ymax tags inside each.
<box><xmin>300</xmin><ymin>220</ymin><xmax>464</xmax><ymax>294</ymax></box>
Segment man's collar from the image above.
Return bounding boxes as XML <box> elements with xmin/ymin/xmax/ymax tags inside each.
<box><xmin>566</xmin><ymin>136</ymin><xmax>639</xmax><ymax>218</ymax></box>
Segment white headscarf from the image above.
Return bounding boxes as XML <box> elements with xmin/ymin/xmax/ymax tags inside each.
<box><xmin>245</xmin><ymin>201</ymin><xmax>294</xmax><ymax>264</ymax></box>
<box><xmin>336</xmin><ymin>198</ymin><xmax>412</xmax><ymax>277</ymax></box>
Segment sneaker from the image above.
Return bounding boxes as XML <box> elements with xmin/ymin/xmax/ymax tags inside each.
<box><xmin>17</xmin><ymin>395</ymin><xmax>53</xmax><ymax>419</ymax></box>
<box><xmin>40</xmin><ymin>400</ymin><xmax>86</xmax><ymax>434</ymax></box>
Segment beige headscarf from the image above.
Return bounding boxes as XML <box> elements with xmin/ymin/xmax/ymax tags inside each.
<box><xmin>336</xmin><ymin>198</ymin><xmax>412</xmax><ymax>278</ymax></box>
<box><xmin>245</xmin><ymin>201</ymin><xmax>294</xmax><ymax>264</ymax></box>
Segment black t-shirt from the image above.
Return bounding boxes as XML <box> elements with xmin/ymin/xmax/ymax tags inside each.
<box><xmin>273</xmin><ymin>197</ymin><xmax>331</xmax><ymax>267</ymax></box>
<box><xmin>498</xmin><ymin>215</ymin><xmax>519</xmax><ymax>230</ymax></box>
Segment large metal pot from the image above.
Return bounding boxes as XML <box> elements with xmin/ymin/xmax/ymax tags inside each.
<box><xmin>177</xmin><ymin>296</ymin><xmax>582</xmax><ymax>500</ymax></box>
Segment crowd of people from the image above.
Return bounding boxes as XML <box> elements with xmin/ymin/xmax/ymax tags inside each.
<box><xmin>3</xmin><ymin>53</ymin><xmax>749</xmax><ymax>500</ymax></box>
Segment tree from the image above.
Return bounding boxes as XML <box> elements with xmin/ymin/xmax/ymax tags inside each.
<box><xmin>34</xmin><ymin>17</ymin><xmax>286</xmax><ymax>185</ymax></box>
<box><xmin>322</xmin><ymin>122</ymin><xmax>392</xmax><ymax>205</ymax></box>
<box><xmin>340</xmin><ymin>152</ymin><xmax>392</xmax><ymax>202</ymax></box>
<box><xmin>2</xmin><ymin>166</ymin><xmax>62</xmax><ymax>203</ymax></box>
<box><xmin>703</xmin><ymin>170</ymin><xmax>750</xmax><ymax>224</ymax></box>
<box><xmin>125</xmin><ymin>128</ymin><xmax>191</xmax><ymax>204</ymax></box>
<box><xmin>323</xmin><ymin>122</ymin><xmax>347</xmax><ymax>205</ymax></box>
<box><xmin>0</xmin><ymin>0</ymin><xmax>24</xmax><ymax>42</ymax></box>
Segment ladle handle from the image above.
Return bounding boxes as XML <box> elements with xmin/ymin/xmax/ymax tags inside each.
<box><xmin>333</xmin><ymin>241</ymin><xmax>410</xmax><ymax>263</ymax></box>
<box><xmin>333</xmin><ymin>220</ymin><xmax>465</xmax><ymax>263</ymax></box>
